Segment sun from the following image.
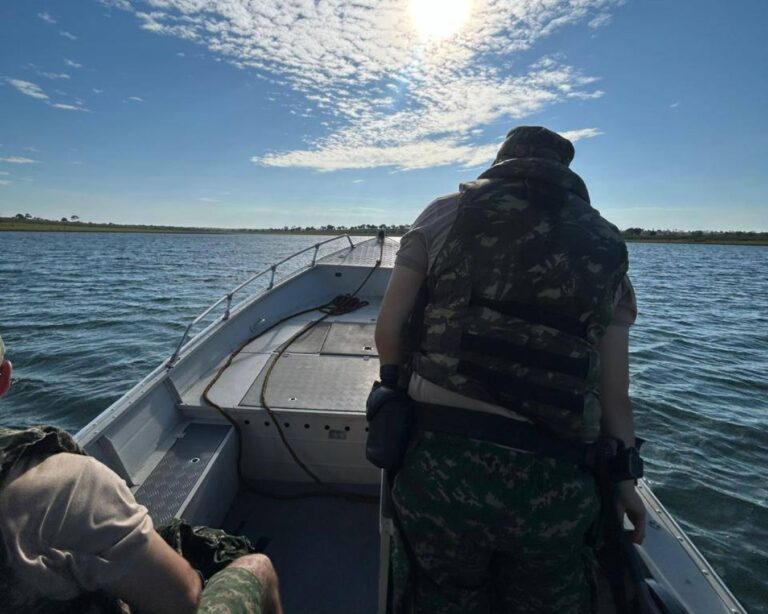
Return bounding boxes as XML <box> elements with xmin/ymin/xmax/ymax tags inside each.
<box><xmin>410</xmin><ymin>0</ymin><xmax>472</xmax><ymax>41</ymax></box>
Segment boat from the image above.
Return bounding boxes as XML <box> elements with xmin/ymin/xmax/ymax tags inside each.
<box><xmin>74</xmin><ymin>233</ymin><xmax>746</xmax><ymax>613</ymax></box>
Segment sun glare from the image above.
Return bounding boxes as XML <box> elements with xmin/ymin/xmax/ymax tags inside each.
<box><xmin>410</xmin><ymin>0</ymin><xmax>472</xmax><ymax>41</ymax></box>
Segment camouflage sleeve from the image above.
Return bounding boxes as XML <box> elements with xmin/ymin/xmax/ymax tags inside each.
<box><xmin>197</xmin><ymin>567</ymin><xmax>263</xmax><ymax>614</ymax></box>
<box><xmin>609</xmin><ymin>275</ymin><xmax>637</xmax><ymax>327</ymax></box>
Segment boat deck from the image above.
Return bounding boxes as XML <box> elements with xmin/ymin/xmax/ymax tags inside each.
<box><xmin>180</xmin><ymin>298</ymin><xmax>382</xmax><ymax>415</ymax></box>
<box><xmin>223</xmin><ymin>485</ymin><xmax>381</xmax><ymax>614</ymax></box>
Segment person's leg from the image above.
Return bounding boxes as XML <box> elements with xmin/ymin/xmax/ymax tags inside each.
<box><xmin>391</xmin><ymin>432</ymin><xmax>496</xmax><ymax>614</ymax></box>
<box><xmin>198</xmin><ymin>554</ymin><xmax>282</xmax><ymax>614</ymax></box>
<box><xmin>491</xmin><ymin>457</ymin><xmax>600</xmax><ymax>614</ymax></box>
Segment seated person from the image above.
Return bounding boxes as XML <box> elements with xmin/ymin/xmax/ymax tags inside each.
<box><xmin>0</xmin><ymin>333</ymin><xmax>282</xmax><ymax>614</ymax></box>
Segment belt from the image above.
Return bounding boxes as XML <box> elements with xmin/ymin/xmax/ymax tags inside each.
<box><xmin>413</xmin><ymin>402</ymin><xmax>604</xmax><ymax>471</ymax></box>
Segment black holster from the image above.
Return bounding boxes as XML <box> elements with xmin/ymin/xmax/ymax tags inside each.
<box><xmin>365</xmin><ymin>382</ymin><xmax>413</xmax><ymax>471</ymax></box>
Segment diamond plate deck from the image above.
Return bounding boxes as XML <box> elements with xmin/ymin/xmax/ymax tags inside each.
<box><xmin>286</xmin><ymin>322</ymin><xmax>332</xmax><ymax>353</ymax></box>
<box><xmin>317</xmin><ymin>238</ymin><xmax>398</xmax><ymax>268</ymax></box>
<box><xmin>134</xmin><ymin>423</ymin><xmax>231</xmax><ymax>526</ymax></box>
<box><xmin>239</xmin><ymin>354</ymin><xmax>378</xmax><ymax>412</ymax></box>
<box><xmin>321</xmin><ymin>322</ymin><xmax>377</xmax><ymax>356</ymax></box>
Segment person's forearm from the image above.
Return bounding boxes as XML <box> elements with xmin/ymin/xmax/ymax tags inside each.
<box><xmin>375</xmin><ymin>320</ymin><xmax>402</xmax><ymax>367</ymax></box>
<box><xmin>601</xmin><ymin>396</ymin><xmax>636</xmax><ymax>449</ymax></box>
<box><xmin>374</xmin><ymin>264</ymin><xmax>426</xmax><ymax>379</ymax></box>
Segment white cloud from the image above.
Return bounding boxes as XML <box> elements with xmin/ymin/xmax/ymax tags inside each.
<box><xmin>5</xmin><ymin>79</ymin><xmax>49</xmax><ymax>100</ymax></box>
<box><xmin>3</xmin><ymin>78</ymin><xmax>89</xmax><ymax>111</ymax></box>
<box><xmin>113</xmin><ymin>0</ymin><xmax>619</xmax><ymax>171</ymax></box>
<box><xmin>0</xmin><ymin>171</ymin><xmax>10</xmax><ymax>175</ymax></box>
<box><xmin>126</xmin><ymin>96</ymin><xmax>144</xmax><ymax>102</ymax></box>
<box><xmin>0</xmin><ymin>157</ymin><xmax>39</xmax><ymax>164</ymax></box>
<box><xmin>38</xmin><ymin>72</ymin><xmax>71</xmax><ymax>80</ymax></box>
<box><xmin>64</xmin><ymin>59</ymin><xmax>83</xmax><ymax>68</ymax></box>
<box><xmin>60</xmin><ymin>31</ymin><xmax>79</xmax><ymax>40</ymax></box>
<box><xmin>93</xmin><ymin>88</ymin><xmax>105</xmax><ymax>94</ymax></box>
<box><xmin>99</xmin><ymin>0</ymin><xmax>133</xmax><ymax>10</ymax></box>
<box><xmin>588</xmin><ymin>13</ymin><xmax>612</xmax><ymax>29</ymax></box>
<box><xmin>352</xmin><ymin>179</ymin><xmax>365</xmax><ymax>184</ymax></box>
<box><xmin>198</xmin><ymin>197</ymin><xmax>219</xmax><ymax>203</ymax></box>
<box><xmin>50</xmin><ymin>102</ymin><xmax>89</xmax><ymax>112</ymax></box>
<box><xmin>669</xmin><ymin>101</ymin><xmax>680</xmax><ymax>109</ymax></box>
<box><xmin>0</xmin><ymin>180</ymin><xmax>11</xmax><ymax>186</ymax></box>
<box><xmin>38</xmin><ymin>12</ymin><xmax>56</xmax><ymax>24</ymax></box>
<box><xmin>559</xmin><ymin>128</ymin><xmax>603</xmax><ymax>142</ymax></box>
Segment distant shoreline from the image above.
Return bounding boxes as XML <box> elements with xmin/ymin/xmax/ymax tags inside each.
<box><xmin>623</xmin><ymin>239</ymin><xmax>767</xmax><ymax>246</ymax></box>
<box><xmin>1</xmin><ymin>218</ymin><xmax>766</xmax><ymax>245</ymax></box>
<box><xmin>0</xmin><ymin>219</ymin><xmax>380</xmax><ymax>236</ymax></box>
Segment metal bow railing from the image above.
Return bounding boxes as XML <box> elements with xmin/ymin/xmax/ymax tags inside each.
<box><xmin>166</xmin><ymin>234</ymin><xmax>355</xmax><ymax>367</ymax></box>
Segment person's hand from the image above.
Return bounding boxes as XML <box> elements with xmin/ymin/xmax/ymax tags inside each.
<box><xmin>617</xmin><ymin>481</ymin><xmax>646</xmax><ymax>544</ymax></box>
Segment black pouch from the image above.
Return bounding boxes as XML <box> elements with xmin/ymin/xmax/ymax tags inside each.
<box><xmin>365</xmin><ymin>381</ymin><xmax>413</xmax><ymax>471</ymax></box>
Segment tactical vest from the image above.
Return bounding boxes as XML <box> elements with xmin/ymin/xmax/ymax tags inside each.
<box><xmin>0</xmin><ymin>426</ymin><xmax>116</xmax><ymax>614</ymax></box>
<box><xmin>412</xmin><ymin>159</ymin><xmax>628</xmax><ymax>442</ymax></box>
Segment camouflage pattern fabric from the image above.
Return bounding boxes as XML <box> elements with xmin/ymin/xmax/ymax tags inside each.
<box><xmin>157</xmin><ymin>518</ymin><xmax>257</xmax><ymax>581</ymax></box>
<box><xmin>413</xmin><ymin>127</ymin><xmax>628</xmax><ymax>442</ymax></box>
<box><xmin>391</xmin><ymin>431</ymin><xmax>600</xmax><ymax>613</ymax></box>
<box><xmin>198</xmin><ymin>567</ymin><xmax>264</xmax><ymax>614</ymax></box>
<box><xmin>493</xmin><ymin>125</ymin><xmax>577</xmax><ymax>167</ymax></box>
<box><xmin>0</xmin><ymin>425</ymin><xmax>86</xmax><ymax>481</ymax></box>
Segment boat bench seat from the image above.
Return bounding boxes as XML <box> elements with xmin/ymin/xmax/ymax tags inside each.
<box><xmin>134</xmin><ymin>422</ymin><xmax>236</xmax><ymax>527</ymax></box>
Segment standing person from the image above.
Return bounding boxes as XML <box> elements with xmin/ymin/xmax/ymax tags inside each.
<box><xmin>373</xmin><ymin>126</ymin><xmax>646</xmax><ymax>613</ymax></box>
<box><xmin>0</xmin><ymin>332</ymin><xmax>283</xmax><ymax>614</ymax></box>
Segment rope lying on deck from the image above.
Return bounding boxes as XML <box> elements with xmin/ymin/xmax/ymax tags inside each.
<box><xmin>202</xmin><ymin>244</ymin><xmax>383</xmax><ymax>504</ymax></box>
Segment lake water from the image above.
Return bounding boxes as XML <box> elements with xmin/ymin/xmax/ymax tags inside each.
<box><xmin>0</xmin><ymin>232</ymin><xmax>766</xmax><ymax>611</ymax></box>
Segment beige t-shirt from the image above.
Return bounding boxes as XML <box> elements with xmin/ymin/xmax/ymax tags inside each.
<box><xmin>0</xmin><ymin>452</ymin><xmax>153</xmax><ymax>601</ymax></box>
<box><xmin>396</xmin><ymin>193</ymin><xmax>637</xmax><ymax>418</ymax></box>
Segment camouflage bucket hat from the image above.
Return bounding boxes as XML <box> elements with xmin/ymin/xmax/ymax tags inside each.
<box><xmin>494</xmin><ymin>126</ymin><xmax>575</xmax><ymax>167</ymax></box>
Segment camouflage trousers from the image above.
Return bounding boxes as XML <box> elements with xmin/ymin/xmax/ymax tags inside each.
<box><xmin>391</xmin><ymin>431</ymin><xmax>600</xmax><ymax>614</ymax></box>
<box><xmin>198</xmin><ymin>567</ymin><xmax>263</xmax><ymax>614</ymax></box>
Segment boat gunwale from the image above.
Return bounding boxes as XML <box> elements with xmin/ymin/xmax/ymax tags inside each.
<box><xmin>636</xmin><ymin>479</ymin><xmax>746</xmax><ymax>612</ymax></box>
<box><xmin>75</xmin><ymin>236</ymin><xmax>385</xmax><ymax>447</ymax></box>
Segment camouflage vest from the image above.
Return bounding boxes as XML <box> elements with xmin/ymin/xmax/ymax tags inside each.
<box><xmin>412</xmin><ymin>158</ymin><xmax>628</xmax><ymax>442</ymax></box>
<box><xmin>0</xmin><ymin>426</ymin><xmax>119</xmax><ymax>614</ymax></box>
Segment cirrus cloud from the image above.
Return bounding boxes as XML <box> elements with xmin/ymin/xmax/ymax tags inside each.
<box><xmin>3</xmin><ymin>78</ymin><xmax>90</xmax><ymax>112</ymax></box>
<box><xmin>5</xmin><ymin>78</ymin><xmax>49</xmax><ymax>100</ymax></box>
<box><xmin>109</xmin><ymin>0</ymin><xmax>619</xmax><ymax>171</ymax></box>
<box><xmin>0</xmin><ymin>156</ymin><xmax>39</xmax><ymax>164</ymax></box>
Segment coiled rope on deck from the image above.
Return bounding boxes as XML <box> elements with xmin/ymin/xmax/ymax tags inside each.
<box><xmin>202</xmin><ymin>243</ymin><xmax>383</xmax><ymax>503</ymax></box>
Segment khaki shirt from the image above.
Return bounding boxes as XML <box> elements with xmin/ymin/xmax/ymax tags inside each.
<box><xmin>0</xmin><ymin>452</ymin><xmax>153</xmax><ymax>601</ymax></box>
<box><xmin>396</xmin><ymin>193</ymin><xmax>637</xmax><ymax>419</ymax></box>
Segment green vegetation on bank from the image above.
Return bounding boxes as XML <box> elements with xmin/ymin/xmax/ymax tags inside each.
<box><xmin>0</xmin><ymin>214</ymin><xmax>404</xmax><ymax>236</ymax></box>
<box><xmin>622</xmin><ymin>228</ymin><xmax>768</xmax><ymax>245</ymax></box>
<box><xmin>1</xmin><ymin>215</ymin><xmax>766</xmax><ymax>244</ymax></box>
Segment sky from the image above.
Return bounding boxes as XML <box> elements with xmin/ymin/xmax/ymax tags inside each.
<box><xmin>0</xmin><ymin>0</ymin><xmax>766</xmax><ymax>231</ymax></box>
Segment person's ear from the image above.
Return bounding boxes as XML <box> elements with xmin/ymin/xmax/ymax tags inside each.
<box><xmin>0</xmin><ymin>360</ymin><xmax>12</xmax><ymax>396</ymax></box>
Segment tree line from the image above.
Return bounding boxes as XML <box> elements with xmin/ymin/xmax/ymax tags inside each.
<box><xmin>3</xmin><ymin>215</ymin><xmax>765</xmax><ymax>242</ymax></box>
<box><xmin>622</xmin><ymin>228</ymin><xmax>768</xmax><ymax>242</ymax></box>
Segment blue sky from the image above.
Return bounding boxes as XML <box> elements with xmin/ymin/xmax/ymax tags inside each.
<box><xmin>0</xmin><ymin>0</ymin><xmax>766</xmax><ymax>230</ymax></box>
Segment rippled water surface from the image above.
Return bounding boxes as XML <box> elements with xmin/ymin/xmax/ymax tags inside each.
<box><xmin>1</xmin><ymin>233</ymin><xmax>766</xmax><ymax>611</ymax></box>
